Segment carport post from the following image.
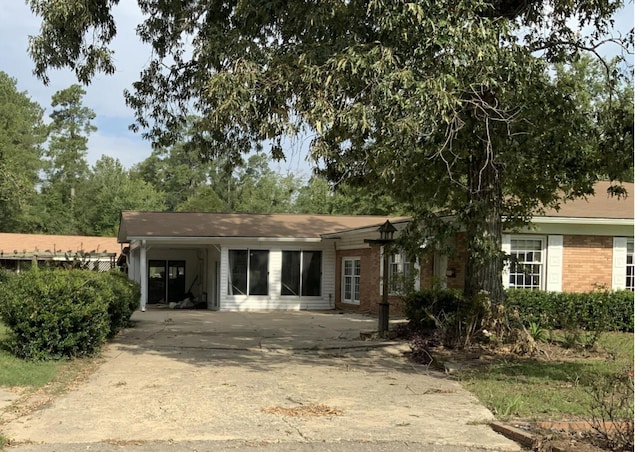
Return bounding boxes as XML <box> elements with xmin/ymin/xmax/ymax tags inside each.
<box><xmin>140</xmin><ymin>240</ymin><xmax>147</xmax><ymax>312</ymax></box>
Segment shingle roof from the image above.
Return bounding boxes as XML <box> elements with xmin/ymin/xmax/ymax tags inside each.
<box><xmin>118</xmin><ymin>182</ymin><xmax>633</xmax><ymax>242</ymax></box>
<box><xmin>0</xmin><ymin>233</ymin><xmax>120</xmax><ymax>258</ymax></box>
<box><xmin>118</xmin><ymin>212</ymin><xmax>409</xmax><ymax>242</ymax></box>
<box><xmin>540</xmin><ymin>181</ymin><xmax>633</xmax><ymax>220</ymax></box>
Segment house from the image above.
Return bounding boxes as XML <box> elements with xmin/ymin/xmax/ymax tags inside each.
<box><xmin>118</xmin><ymin>181</ymin><xmax>633</xmax><ymax>313</ymax></box>
<box><xmin>0</xmin><ymin>233</ymin><xmax>120</xmax><ymax>272</ymax></box>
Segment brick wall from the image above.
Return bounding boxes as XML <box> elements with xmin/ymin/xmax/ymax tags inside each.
<box><xmin>334</xmin><ymin>246</ymin><xmax>406</xmax><ymax>316</ymax></box>
<box><xmin>418</xmin><ymin>233</ymin><xmax>466</xmax><ymax>291</ymax></box>
<box><xmin>562</xmin><ymin>235</ymin><xmax>613</xmax><ymax>292</ymax></box>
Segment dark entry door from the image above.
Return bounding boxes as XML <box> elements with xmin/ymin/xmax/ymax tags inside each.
<box><xmin>167</xmin><ymin>260</ymin><xmax>186</xmax><ymax>302</ymax></box>
<box><xmin>147</xmin><ymin>260</ymin><xmax>186</xmax><ymax>304</ymax></box>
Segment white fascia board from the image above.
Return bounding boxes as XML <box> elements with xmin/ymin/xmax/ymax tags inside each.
<box><xmin>530</xmin><ymin>217</ymin><xmax>634</xmax><ymax>226</ymax></box>
<box><xmin>126</xmin><ymin>236</ymin><xmax>322</xmax><ymax>244</ymax></box>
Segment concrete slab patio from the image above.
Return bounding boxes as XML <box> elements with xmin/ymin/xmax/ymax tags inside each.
<box><xmin>1</xmin><ymin>308</ymin><xmax>520</xmax><ymax>451</ymax></box>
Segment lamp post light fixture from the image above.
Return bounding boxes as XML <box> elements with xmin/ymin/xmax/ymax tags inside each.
<box><xmin>365</xmin><ymin>220</ymin><xmax>397</xmax><ymax>335</ymax></box>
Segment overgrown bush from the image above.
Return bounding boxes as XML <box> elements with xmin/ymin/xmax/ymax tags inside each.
<box><xmin>404</xmin><ymin>288</ymin><xmax>488</xmax><ymax>348</ymax></box>
<box><xmin>586</xmin><ymin>367</ymin><xmax>634</xmax><ymax>451</ymax></box>
<box><xmin>0</xmin><ymin>269</ymin><xmax>140</xmax><ymax>360</ymax></box>
<box><xmin>505</xmin><ymin>289</ymin><xmax>634</xmax><ymax>333</ymax></box>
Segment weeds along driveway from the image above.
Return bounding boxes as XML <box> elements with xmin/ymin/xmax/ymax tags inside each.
<box><xmin>2</xmin><ymin>309</ymin><xmax>519</xmax><ymax>450</ymax></box>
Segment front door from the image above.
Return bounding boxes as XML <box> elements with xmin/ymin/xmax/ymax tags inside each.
<box><xmin>147</xmin><ymin>260</ymin><xmax>186</xmax><ymax>304</ymax></box>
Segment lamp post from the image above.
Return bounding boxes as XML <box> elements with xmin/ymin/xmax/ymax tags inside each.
<box><xmin>365</xmin><ymin>220</ymin><xmax>397</xmax><ymax>335</ymax></box>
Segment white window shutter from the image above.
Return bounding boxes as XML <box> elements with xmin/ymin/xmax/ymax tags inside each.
<box><xmin>612</xmin><ymin>237</ymin><xmax>627</xmax><ymax>290</ymax></box>
<box><xmin>546</xmin><ymin>235</ymin><xmax>563</xmax><ymax>292</ymax></box>
<box><xmin>501</xmin><ymin>234</ymin><xmax>511</xmax><ymax>288</ymax></box>
<box><xmin>413</xmin><ymin>259</ymin><xmax>421</xmax><ymax>291</ymax></box>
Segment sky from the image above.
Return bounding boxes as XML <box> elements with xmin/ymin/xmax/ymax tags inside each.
<box><xmin>0</xmin><ymin>2</ymin><xmax>634</xmax><ymax>173</ymax></box>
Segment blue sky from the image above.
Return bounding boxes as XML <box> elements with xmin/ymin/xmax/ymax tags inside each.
<box><xmin>0</xmin><ymin>2</ymin><xmax>634</xmax><ymax>173</ymax></box>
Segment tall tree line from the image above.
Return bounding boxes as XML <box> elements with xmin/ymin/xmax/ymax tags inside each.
<box><xmin>0</xmin><ymin>71</ymin><xmax>403</xmax><ymax>237</ymax></box>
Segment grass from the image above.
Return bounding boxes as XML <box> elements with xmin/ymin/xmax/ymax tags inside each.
<box><xmin>0</xmin><ymin>323</ymin><xmax>60</xmax><ymax>388</ymax></box>
<box><xmin>0</xmin><ymin>322</ymin><xmax>102</xmax><ymax>451</ymax></box>
<box><xmin>455</xmin><ymin>332</ymin><xmax>634</xmax><ymax>420</ymax></box>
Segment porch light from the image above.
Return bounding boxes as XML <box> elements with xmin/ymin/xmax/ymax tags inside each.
<box><xmin>378</xmin><ymin>220</ymin><xmax>397</xmax><ymax>242</ymax></box>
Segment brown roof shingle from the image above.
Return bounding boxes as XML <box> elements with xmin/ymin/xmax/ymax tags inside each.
<box><xmin>540</xmin><ymin>181</ymin><xmax>634</xmax><ymax>220</ymax></box>
<box><xmin>118</xmin><ymin>212</ymin><xmax>408</xmax><ymax>242</ymax></box>
<box><xmin>0</xmin><ymin>233</ymin><xmax>120</xmax><ymax>257</ymax></box>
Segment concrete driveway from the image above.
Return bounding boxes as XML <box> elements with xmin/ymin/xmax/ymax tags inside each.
<box><xmin>2</xmin><ymin>308</ymin><xmax>519</xmax><ymax>451</ymax></box>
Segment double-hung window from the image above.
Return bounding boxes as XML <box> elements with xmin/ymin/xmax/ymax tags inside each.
<box><xmin>508</xmin><ymin>238</ymin><xmax>544</xmax><ymax>290</ymax></box>
<box><xmin>281</xmin><ymin>251</ymin><xmax>322</xmax><ymax>296</ymax></box>
<box><xmin>389</xmin><ymin>253</ymin><xmax>413</xmax><ymax>295</ymax></box>
<box><xmin>229</xmin><ymin>249</ymin><xmax>269</xmax><ymax>295</ymax></box>
<box><xmin>342</xmin><ymin>258</ymin><xmax>360</xmax><ymax>304</ymax></box>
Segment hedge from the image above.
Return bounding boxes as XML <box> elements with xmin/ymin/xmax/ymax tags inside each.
<box><xmin>405</xmin><ymin>288</ymin><xmax>634</xmax><ymax>334</ymax></box>
<box><xmin>505</xmin><ymin>288</ymin><xmax>634</xmax><ymax>333</ymax></box>
<box><xmin>0</xmin><ymin>268</ymin><xmax>140</xmax><ymax>360</ymax></box>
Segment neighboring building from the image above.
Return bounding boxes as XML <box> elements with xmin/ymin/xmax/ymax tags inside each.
<box><xmin>0</xmin><ymin>233</ymin><xmax>120</xmax><ymax>272</ymax></box>
<box><xmin>118</xmin><ymin>181</ymin><xmax>633</xmax><ymax>313</ymax></box>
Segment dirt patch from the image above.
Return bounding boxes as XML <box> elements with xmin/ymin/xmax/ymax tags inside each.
<box><xmin>261</xmin><ymin>403</ymin><xmax>344</xmax><ymax>417</ymax></box>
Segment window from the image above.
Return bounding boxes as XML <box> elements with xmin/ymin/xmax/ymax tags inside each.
<box><xmin>281</xmin><ymin>251</ymin><xmax>322</xmax><ymax>296</ymax></box>
<box><xmin>389</xmin><ymin>253</ymin><xmax>413</xmax><ymax>295</ymax></box>
<box><xmin>342</xmin><ymin>258</ymin><xmax>360</xmax><ymax>304</ymax></box>
<box><xmin>509</xmin><ymin>238</ymin><xmax>544</xmax><ymax>290</ymax></box>
<box><xmin>626</xmin><ymin>239</ymin><xmax>634</xmax><ymax>291</ymax></box>
<box><xmin>229</xmin><ymin>249</ymin><xmax>269</xmax><ymax>295</ymax></box>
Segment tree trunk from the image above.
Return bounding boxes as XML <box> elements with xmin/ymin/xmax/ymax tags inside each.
<box><xmin>463</xmin><ymin>152</ymin><xmax>505</xmax><ymax>304</ymax></box>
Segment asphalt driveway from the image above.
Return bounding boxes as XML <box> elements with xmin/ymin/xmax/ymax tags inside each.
<box><xmin>2</xmin><ymin>308</ymin><xmax>519</xmax><ymax>451</ymax></box>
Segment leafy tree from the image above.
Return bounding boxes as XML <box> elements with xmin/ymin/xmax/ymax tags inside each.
<box><xmin>79</xmin><ymin>156</ymin><xmax>166</xmax><ymax>236</ymax></box>
<box><xmin>28</xmin><ymin>0</ymin><xmax>633</xmax><ymax>301</ymax></box>
<box><xmin>0</xmin><ymin>71</ymin><xmax>46</xmax><ymax>232</ymax></box>
<box><xmin>233</xmin><ymin>154</ymin><xmax>301</xmax><ymax>213</ymax></box>
<box><xmin>38</xmin><ymin>84</ymin><xmax>95</xmax><ymax>234</ymax></box>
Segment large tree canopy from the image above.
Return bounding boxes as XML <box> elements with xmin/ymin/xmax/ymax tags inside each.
<box><xmin>28</xmin><ymin>0</ymin><xmax>633</xmax><ymax>300</ymax></box>
<box><xmin>0</xmin><ymin>71</ymin><xmax>46</xmax><ymax>232</ymax></box>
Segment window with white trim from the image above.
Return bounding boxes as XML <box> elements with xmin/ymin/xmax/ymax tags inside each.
<box><xmin>389</xmin><ymin>253</ymin><xmax>413</xmax><ymax>295</ymax></box>
<box><xmin>626</xmin><ymin>239</ymin><xmax>634</xmax><ymax>291</ymax></box>
<box><xmin>509</xmin><ymin>238</ymin><xmax>544</xmax><ymax>290</ymax></box>
<box><xmin>342</xmin><ymin>257</ymin><xmax>360</xmax><ymax>304</ymax></box>
<box><xmin>281</xmin><ymin>250</ymin><xmax>322</xmax><ymax>296</ymax></box>
<box><xmin>228</xmin><ymin>249</ymin><xmax>269</xmax><ymax>295</ymax></box>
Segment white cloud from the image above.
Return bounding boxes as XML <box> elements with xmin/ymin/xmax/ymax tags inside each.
<box><xmin>87</xmin><ymin>131</ymin><xmax>152</xmax><ymax>170</ymax></box>
<box><xmin>0</xmin><ymin>2</ymin><xmax>153</xmax><ymax>169</ymax></box>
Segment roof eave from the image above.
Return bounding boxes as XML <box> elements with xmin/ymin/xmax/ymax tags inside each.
<box><xmin>531</xmin><ymin>217</ymin><xmax>634</xmax><ymax>226</ymax></box>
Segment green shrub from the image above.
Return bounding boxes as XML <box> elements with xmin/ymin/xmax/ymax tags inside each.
<box><xmin>405</xmin><ymin>288</ymin><xmax>488</xmax><ymax>348</ymax></box>
<box><xmin>505</xmin><ymin>289</ymin><xmax>634</xmax><ymax>333</ymax></box>
<box><xmin>0</xmin><ymin>269</ymin><xmax>110</xmax><ymax>360</ymax></box>
<box><xmin>405</xmin><ymin>288</ymin><xmax>466</xmax><ymax>331</ymax></box>
<box><xmin>93</xmin><ymin>271</ymin><xmax>140</xmax><ymax>337</ymax></box>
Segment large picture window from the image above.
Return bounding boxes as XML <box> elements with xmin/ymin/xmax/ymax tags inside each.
<box><xmin>509</xmin><ymin>238</ymin><xmax>544</xmax><ymax>290</ymax></box>
<box><xmin>229</xmin><ymin>249</ymin><xmax>269</xmax><ymax>295</ymax></box>
<box><xmin>342</xmin><ymin>257</ymin><xmax>360</xmax><ymax>304</ymax></box>
<box><xmin>281</xmin><ymin>251</ymin><xmax>322</xmax><ymax>296</ymax></box>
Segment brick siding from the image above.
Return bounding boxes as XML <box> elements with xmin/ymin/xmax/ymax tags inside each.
<box><xmin>334</xmin><ymin>246</ymin><xmax>406</xmax><ymax>316</ymax></box>
<box><xmin>562</xmin><ymin>235</ymin><xmax>613</xmax><ymax>292</ymax></box>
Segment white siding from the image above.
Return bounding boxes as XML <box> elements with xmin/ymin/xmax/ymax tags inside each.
<box><xmin>218</xmin><ymin>243</ymin><xmax>335</xmax><ymax>311</ymax></box>
<box><xmin>612</xmin><ymin>237</ymin><xmax>627</xmax><ymax>290</ymax></box>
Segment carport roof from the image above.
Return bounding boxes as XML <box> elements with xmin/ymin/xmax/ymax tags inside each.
<box><xmin>118</xmin><ymin>211</ymin><xmax>408</xmax><ymax>242</ymax></box>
